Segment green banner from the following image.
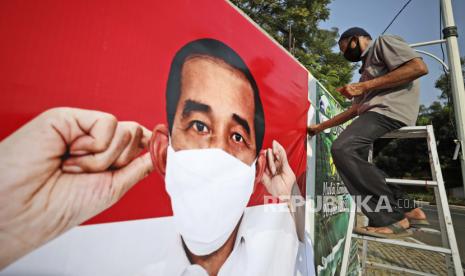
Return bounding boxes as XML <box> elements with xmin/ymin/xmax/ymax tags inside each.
<box><xmin>311</xmin><ymin>82</ymin><xmax>359</xmax><ymax>276</ymax></box>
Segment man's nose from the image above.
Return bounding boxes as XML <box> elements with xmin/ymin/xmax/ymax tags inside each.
<box><xmin>209</xmin><ymin>134</ymin><xmax>233</xmax><ymax>156</ymax></box>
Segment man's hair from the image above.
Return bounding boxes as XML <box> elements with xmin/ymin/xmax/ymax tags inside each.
<box><xmin>166</xmin><ymin>38</ymin><xmax>265</xmax><ymax>155</ymax></box>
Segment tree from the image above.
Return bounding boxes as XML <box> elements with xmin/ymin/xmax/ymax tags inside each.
<box><xmin>435</xmin><ymin>58</ymin><xmax>465</xmax><ymax>101</ymax></box>
<box><xmin>230</xmin><ymin>0</ymin><xmax>355</xmax><ymax>104</ymax></box>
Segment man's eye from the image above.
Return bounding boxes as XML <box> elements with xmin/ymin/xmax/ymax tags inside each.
<box><xmin>192</xmin><ymin>121</ymin><xmax>209</xmax><ymax>133</ymax></box>
<box><xmin>232</xmin><ymin>133</ymin><xmax>244</xmax><ymax>143</ymax></box>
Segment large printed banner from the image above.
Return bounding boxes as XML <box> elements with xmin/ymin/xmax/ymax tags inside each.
<box><xmin>306</xmin><ymin>80</ymin><xmax>358</xmax><ymax>275</ymax></box>
<box><xmin>0</xmin><ymin>0</ymin><xmax>311</xmax><ymax>275</ymax></box>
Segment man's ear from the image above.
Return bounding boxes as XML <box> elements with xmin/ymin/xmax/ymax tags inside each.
<box><xmin>254</xmin><ymin>149</ymin><xmax>267</xmax><ymax>186</ymax></box>
<box><xmin>149</xmin><ymin>124</ymin><xmax>169</xmax><ymax>176</ymax></box>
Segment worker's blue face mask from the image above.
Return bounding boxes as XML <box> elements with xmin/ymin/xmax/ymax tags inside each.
<box><xmin>343</xmin><ymin>36</ymin><xmax>362</xmax><ymax>62</ymax></box>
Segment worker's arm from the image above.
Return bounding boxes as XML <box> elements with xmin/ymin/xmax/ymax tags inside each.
<box><xmin>337</xmin><ymin>58</ymin><xmax>428</xmax><ymax>99</ymax></box>
<box><xmin>307</xmin><ymin>104</ymin><xmax>359</xmax><ymax>135</ymax></box>
<box><xmin>365</xmin><ymin>58</ymin><xmax>428</xmax><ymax>91</ymax></box>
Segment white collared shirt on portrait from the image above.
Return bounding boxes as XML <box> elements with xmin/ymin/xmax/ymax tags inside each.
<box><xmin>1</xmin><ymin>204</ymin><xmax>312</xmax><ymax>276</ymax></box>
<box><xmin>137</xmin><ymin>203</ymin><xmax>299</xmax><ymax>276</ymax></box>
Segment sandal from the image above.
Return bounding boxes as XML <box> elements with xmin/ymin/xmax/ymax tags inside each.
<box><xmin>409</xmin><ymin>219</ymin><xmax>430</xmax><ymax>227</ymax></box>
<box><xmin>354</xmin><ymin>222</ymin><xmax>412</xmax><ymax>239</ymax></box>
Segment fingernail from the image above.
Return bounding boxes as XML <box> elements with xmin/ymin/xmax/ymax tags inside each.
<box><xmin>62</xmin><ymin>165</ymin><xmax>83</xmax><ymax>173</ymax></box>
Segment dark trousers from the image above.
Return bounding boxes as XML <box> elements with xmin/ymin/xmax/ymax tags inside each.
<box><xmin>331</xmin><ymin>111</ymin><xmax>414</xmax><ymax>227</ymax></box>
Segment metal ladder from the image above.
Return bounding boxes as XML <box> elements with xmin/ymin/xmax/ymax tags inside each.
<box><xmin>341</xmin><ymin>125</ymin><xmax>463</xmax><ymax>276</ymax></box>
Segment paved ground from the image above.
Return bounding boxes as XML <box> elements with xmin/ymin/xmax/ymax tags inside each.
<box><xmin>356</xmin><ymin>206</ymin><xmax>465</xmax><ymax>275</ymax></box>
<box><xmin>360</xmin><ymin>238</ymin><xmax>448</xmax><ymax>275</ymax></box>
<box><xmin>416</xmin><ymin>205</ymin><xmax>465</xmax><ymax>265</ymax></box>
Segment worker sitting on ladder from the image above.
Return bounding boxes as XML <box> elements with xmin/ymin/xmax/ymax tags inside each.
<box><xmin>308</xmin><ymin>27</ymin><xmax>430</xmax><ymax>238</ymax></box>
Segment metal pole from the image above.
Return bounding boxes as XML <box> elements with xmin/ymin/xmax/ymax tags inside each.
<box><xmin>414</xmin><ymin>50</ymin><xmax>450</xmax><ymax>71</ymax></box>
<box><xmin>410</xmin><ymin>39</ymin><xmax>446</xmax><ymax>48</ymax></box>
<box><xmin>441</xmin><ymin>0</ymin><xmax>465</xmax><ymax>197</ymax></box>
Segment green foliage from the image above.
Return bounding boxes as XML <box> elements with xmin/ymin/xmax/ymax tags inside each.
<box><xmin>230</xmin><ymin>0</ymin><xmax>355</xmax><ymax>104</ymax></box>
<box><xmin>374</xmin><ymin>59</ymin><xmax>465</xmax><ymax>189</ymax></box>
<box><xmin>435</xmin><ymin>58</ymin><xmax>465</xmax><ymax>101</ymax></box>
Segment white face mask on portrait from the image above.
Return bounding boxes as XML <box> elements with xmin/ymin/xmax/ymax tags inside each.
<box><xmin>165</xmin><ymin>145</ymin><xmax>256</xmax><ymax>256</ymax></box>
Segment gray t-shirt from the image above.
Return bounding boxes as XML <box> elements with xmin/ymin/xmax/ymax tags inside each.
<box><xmin>354</xmin><ymin>35</ymin><xmax>422</xmax><ymax>126</ymax></box>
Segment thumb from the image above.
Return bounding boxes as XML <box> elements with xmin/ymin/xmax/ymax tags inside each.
<box><xmin>111</xmin><ymin>152</ymin><xmax>154</xmax><ymax>202</ymax></box>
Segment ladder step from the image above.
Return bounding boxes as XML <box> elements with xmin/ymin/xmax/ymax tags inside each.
<box><xmin>381</xmin><ymin>126</ymin><xmax>428</xmax><ymax>139</ymax></box>
<box><xmin>365</xmin><ymin>261</ymin><xmax>437</xmax><ymax>276</ymax></box>
<box><xmin>410</xmin><ymin>227</ymin><xmax>442</xmax><ymax>235</ymax></box>
<box><xmin>386</xmin><ymin>178</ymin><xmax>438</xmax><ymax>186</ymax></box>
<box><xmin>352</xmin><ymin>234</ymin><xmax>452</xmax><ymax>254</ymax></box>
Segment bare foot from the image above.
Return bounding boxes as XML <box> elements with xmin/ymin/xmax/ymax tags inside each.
<box><xmin>405</xmin><ymin>208</ymin><xmax>427</xmax><ymax>220</ymax></box>
<box><xmin>366</xmin><ymin>218</ymin><xmax>409</xmax><ymax>234</ymax></box>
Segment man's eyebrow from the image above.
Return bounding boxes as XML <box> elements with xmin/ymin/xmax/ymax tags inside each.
<box><xmin>182</xmin><ymin>99</ymin><xmax>211</xmax><ymax>117</ymax></box>
<box><xmin>232</xmin><ymin>113</ymin><xmax>251</xmax><ymax>135</ymax></box>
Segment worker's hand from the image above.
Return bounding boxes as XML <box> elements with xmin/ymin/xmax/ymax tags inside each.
<box><xmin>0</xmin><ymin>108</ymin><xmax>153</xmax><ymax>269</ymax></box>
<box><xmin>262</xmin><ymin>140</ymin><xmax>296</xmax><ymax>201</ymax></box>
<box><xmin>307</xmin><ymin>124</ymin><xmax>323</xmax><ymax>136</ymax></box>
<box><xmin>336</xmin><ymin>82</ymin><xmax>368</xmax><ymax>99</ymax></box>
